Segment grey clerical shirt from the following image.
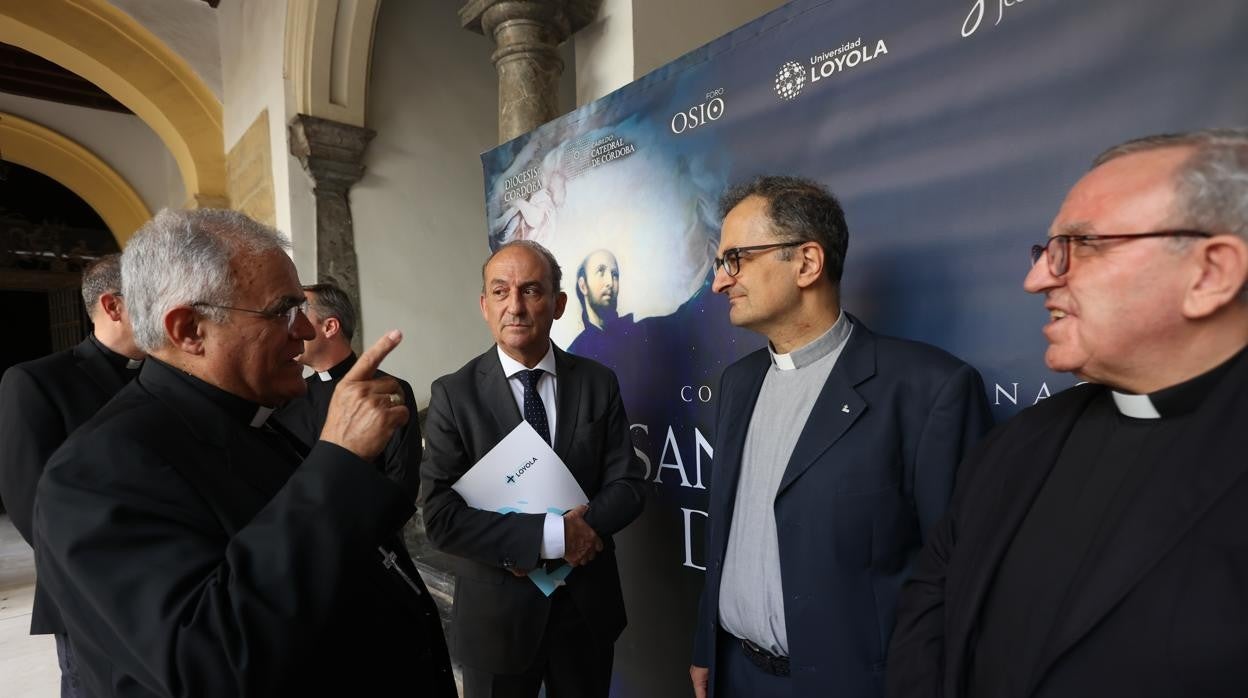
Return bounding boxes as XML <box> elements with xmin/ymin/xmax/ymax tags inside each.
<box><xmin>718</xmin><ymin>312</ymin><xmax>853</xmax><ymax>656</ymax></box>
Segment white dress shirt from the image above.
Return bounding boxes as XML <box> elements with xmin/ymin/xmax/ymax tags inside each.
<box><xmin>495</xmin><ymin>343</ymin><xmax>565</xmax><ymax>560</ymax></box>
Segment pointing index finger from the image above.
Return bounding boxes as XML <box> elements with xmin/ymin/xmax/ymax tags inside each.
<box><xmin>345</xmin><ymin>329</ymin><xmax>402</xmax><ymax>382</ymax></box>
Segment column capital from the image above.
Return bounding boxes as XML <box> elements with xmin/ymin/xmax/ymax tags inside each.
<box><xmin>288</xmin><ymin>114</ymin><xmax>376</xmax><ymax>194</ymax></box>
<box><xmin>460</xmin><ymin>0</ymin><xmax>599</xmax><ymax>39</ymax></box>
<box><xmin>460</xmin><ymin>0</ymin><xmax>600</xmax><ymax>142</ymax></box>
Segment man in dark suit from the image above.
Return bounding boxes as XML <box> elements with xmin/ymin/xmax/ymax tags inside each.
<box><xmin>276</xmin><ymin>281</ymin><xmax>420</xmax><ymax>497</ymax></box>
<box><xmin>886</xmin><ymin>128</ymin><xmax>1248</xmax><ymax>698</ymax></box>
<box><xmin>32</xmin><ymin>208</ymin><xmax>454</xmax><ymax>697</ymax></box>
<box><xmin>689</xmin><ymin>176</ymin><xmax>992</xmax><ymax>698</ymax></box>
<box><xmin>0</xmin><ymin>253</ymin><xmax>143</xmax><ymax>697</ymax></box>
<box><xmin>421</xmin><ymin>240</ymin><xmax>647</xmax><ymax>698</ymax></box>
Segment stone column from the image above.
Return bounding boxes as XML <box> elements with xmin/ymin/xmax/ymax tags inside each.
<box><xmin>461</xmin><ymin>0</ymin><xmax>600</xmax><ymax>143</ymax></box>
<box><xmin>288</xmin><ymin>114</ymin><xmax>375</xmax><ymax>354</ymax></box>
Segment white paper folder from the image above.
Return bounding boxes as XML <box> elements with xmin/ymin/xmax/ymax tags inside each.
<box><xmin>451</xmin><ymin>420</ymin><xmax>589</xmax><ymax>595</ymax></box>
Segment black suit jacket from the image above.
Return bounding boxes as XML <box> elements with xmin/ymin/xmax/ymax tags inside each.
<box><xmin>0</xmin><ymin>337</ymin><xmax>133</xmax><ymax>635</ymax></box>
<box><xmin>887</xmin><ymin>347</ymin><xmax>1248</xmax><ymax>698</ymax></box>
<box><xmin>32</xmin><ymin>359</ymin><xmax>455</xmax><ymax>697</ymax></box>
<box><xmin>275</xmin><ymin>352</ymin><xmax>421</xmax><ymax>498</ymax></box>
<box><xmin>693</xmin><ymin>317</ymin><xmax>992</xmax><ymax>698</ymax></box>
<box><xmin>420</xmin><ymin>345</ymin><xmax>647</xmax><ymax>674</ymax></box>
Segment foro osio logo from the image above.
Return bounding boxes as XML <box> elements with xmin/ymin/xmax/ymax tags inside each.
<box><xmin>671</xmin><ymin>88</ymin><xmax>727</xmax><ymax>135</ymax></box>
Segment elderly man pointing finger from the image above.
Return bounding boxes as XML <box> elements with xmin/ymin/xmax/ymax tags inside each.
<box><xmin>32</xmin><ymin>208</ymin><xmax>455</xmax><ymax>698</ymax></box>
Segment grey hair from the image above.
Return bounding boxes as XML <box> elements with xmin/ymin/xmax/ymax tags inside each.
<box><xmin>482</xmin><ymin>240</ymin><xmax>563</xmax><ymax>294</ymax></box>
<box><xmin>1095</xmin><ymin>128</ymin><xmax>1248</xmax><ymax>300</ymax></box>
<box><xmin>303</xmin><ymin>281</ymin><xmax>357</xmax><ymax>340</ymax></box>
<box><xmin>719</xmin><ymin>175</ymin><xmax>849</xmax><ymax>284</ymax></box>
<box><xmin>122</xmin><ymin>208</ymin><xmax>290</xmax><ymax>353</ymax></box>
<box><xmin>80</xmin><ymin>253</ymin><xmax>122</xmax><ymax>317</ymax></box>
<box><xmin>1093</xmin><ymin>128</ymin><xmax>1248</xmax><ymax>243</ymax></box>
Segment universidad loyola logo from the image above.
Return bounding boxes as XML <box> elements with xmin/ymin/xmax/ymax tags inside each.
<box><xmin>774</xmin><ymin>38</ymin><xmax>890</xmax><ymax>102</ymax></box>
<box><xmin>773</xmin><ymin>60</ymin><xmax>806</xmax><ymax>101</ymax></box>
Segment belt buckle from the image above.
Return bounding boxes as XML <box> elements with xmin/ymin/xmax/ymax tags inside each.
<box><xmin>739</xmin><ymin>638</ymin><xmax>790</xmax><ymax>677</ymax></box>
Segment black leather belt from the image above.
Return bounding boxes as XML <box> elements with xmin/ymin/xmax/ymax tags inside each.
<box><xmin>738</xmin><ymin>638</ymin><xmax>790</xmax><ymax>677</ymax></box>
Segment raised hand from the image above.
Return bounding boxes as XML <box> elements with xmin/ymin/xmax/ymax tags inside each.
<box><xmin>320</xmin><ymin>330</ymin><xmax>409</xmax><ymax>461</ymax></box>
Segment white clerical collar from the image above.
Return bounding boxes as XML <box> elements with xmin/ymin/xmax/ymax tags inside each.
<box><xmin>1110</xmin><ymin>391</ymin><xmax>1161</xmax><ymax>420</ymax></box>
<box><xmin>497</xmin><ymin>342</ymin><xmax>558</xmax><ymax>379</ymax></box>
<box><xmin>317</xmin><ymin>370</ymin><xmax>332</xmax><ymax>382</ymax></box>
<box><xmin>126</xmin><ymin>358</ymin><xmax>143</xmax><ymax>370</ymax></box>
<box><xmin>768</xmin><ymin>312</ymin><xmax>852</xmax><ymax>371</ymax></box>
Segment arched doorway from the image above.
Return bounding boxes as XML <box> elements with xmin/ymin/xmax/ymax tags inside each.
<box><xmin>0</xmin><ymin>0</ymin><xmax>227</xmax><ymax>208</ymax></box>
<box><xmin>0</xmin><ymin>160</ymin><xmax>118</xmax><ymax>368</ymax></box>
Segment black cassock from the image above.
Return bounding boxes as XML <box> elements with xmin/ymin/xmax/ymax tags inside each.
<box><xmin>0</xmin><ymin>336</ymin><xmax>137</xmax><ymax>636</ymax></box>
<box><xmin>888</xmin><ymin>346</ymin><xmax>1248</xmax><ymax>698</ymax></box>
<box><xmin>275</xmin><ymin>352</ymin><xmax>422</xmax><ymax>498</ymax></box>
<box><xmin>33</xmin><ymin>358</ymin><xmax>455</xmax><ymax>697</ymax></box>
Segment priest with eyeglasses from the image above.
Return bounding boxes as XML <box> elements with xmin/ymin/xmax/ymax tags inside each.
<box><xmin>887</xmin><ymin>128</ymin><xmax>1248</xmax><ymax>698</ymax></box>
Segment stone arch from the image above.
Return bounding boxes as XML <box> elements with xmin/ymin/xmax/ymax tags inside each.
<box><xmin>285</xmin><ymin>0</ymin><xmax>381</xmax><ymax>128</ymax></box>
<box><xmin>0</xmin><ymin>112</ymin><xmax>150</xmax><ymax>244</ymax></box>
<box><xmin>0</xmin><ymin>0</ymin><xmax>227</xmax><ymax>207</ymax></box>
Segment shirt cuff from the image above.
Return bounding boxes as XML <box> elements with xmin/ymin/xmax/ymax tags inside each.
<box><xmin>540</xmin><ymin>512</ymin><xmax>566</xmax><ymax>560</ymax></box>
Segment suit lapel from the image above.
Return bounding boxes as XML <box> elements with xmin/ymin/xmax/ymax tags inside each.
<box><xmin>1027</xmin><ymin>356</ymin><xmax>1248</xmax><ymax>691</ymax></box>
<box><xmin>477</xmin><ymin>348</ymin><xmax>523</xmax><ymax>441</ymax></box>
<box><xmin>775</xmin><ymin>323</ymin><xmax>872</xmax><ymax>495</ymax></box>
<box><xmin>552</xmin><ymin>348</ymin><xmax>581</xmax><ymax>459</ymax></box>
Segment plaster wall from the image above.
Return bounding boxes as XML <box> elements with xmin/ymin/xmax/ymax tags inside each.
<box><xmin>217</xmin><ymin>0</ymin><xmax>316</xmax><ymax>280</ymax></box>
<box><xmin>350</xmin><ymin>0</ymin><xmax>502</xmax><ymax>406</ymax></box>
<box><xmin>631</xmin><ymin>0</ymin><xmax>788</xmax><ymax>77</ymax></box>
<box><xmin>575</xmin><ymin>0</ymin><xmax>787</xmax><ymax>104</ymax></box>
<box><xmin>108</xmin><ymin>0</ymin><xmax>224</xmax><ymax>101</ymax></box>
<box><xmin>574</xmin><ymin>0</ymin><xmax>634</xmax><ymax>105</ymax></box>
<box><xmin>0</xmin><ymin>93</ymin><xmax>183</xmax><ymax>215</ymax></box>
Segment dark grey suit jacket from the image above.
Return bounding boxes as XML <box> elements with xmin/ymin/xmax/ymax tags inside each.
<box><xmin>420</xmin><ymin>344</ymin><xmax>647</xmax><ymax>674</ymax></box>
<box><xmin>0</xmin><ymin>337</ymin><xmax>132</xmax><ymax>635</ymax></box>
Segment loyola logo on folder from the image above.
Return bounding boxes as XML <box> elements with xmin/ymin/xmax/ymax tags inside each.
<box><xmin>505</xmin><ymin>456</ymin><xmax>538</xmax><ymax>484</ymax></box>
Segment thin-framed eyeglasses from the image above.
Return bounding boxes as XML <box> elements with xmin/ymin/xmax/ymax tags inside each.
<box><xmin>191</xmin><ymin>299</ymin><xmax>309</xmax><ymax>332</ymax></box>
<box><xmin>1029</xmin><ymin>230</ymin><xmax>1213</xmax><ymax>277</ymax></box>
<box><xmin>713</xmin><ymin>241</ymin><xmax>806</xmax><ymax>277</ymax></box>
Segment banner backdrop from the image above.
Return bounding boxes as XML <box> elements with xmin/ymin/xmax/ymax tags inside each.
<box><xmin>479</xmin><ymin>1</ymin><xmax>1248</xmax><ymax>694</ymax></box>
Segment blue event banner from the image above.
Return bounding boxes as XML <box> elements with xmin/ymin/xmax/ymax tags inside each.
<box><xmin>479</xmin><ymin>1</ymin><xmax>1248</xmax><ymax>695</ymax></box>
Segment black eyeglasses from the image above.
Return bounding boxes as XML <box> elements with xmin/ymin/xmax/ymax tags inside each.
<box><xmin>713</xmin><ymin>241</ymin><xmax>806</xmax><ymax>277</ymax></box>
<box><xmin>1030</xmin><ymin>230</ymin><xmax>1213</xmax><ymax>277</ymax></box>
<box><xmin>192</xmin><ymin>300</ymin><xmax>308</xmax><ymax>332</ymax></box>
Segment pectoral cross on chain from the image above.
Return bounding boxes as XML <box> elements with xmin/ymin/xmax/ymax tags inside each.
<box><xmin>378</xmin><ymin>546</ymin><xmax>423</xmax><ymax>596</ymax></box>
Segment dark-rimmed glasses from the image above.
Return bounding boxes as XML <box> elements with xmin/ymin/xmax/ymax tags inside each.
<box><xmin>1029</xmin><ymin>230</ymin><xmax>1213</xmax><ymax>277</ymax></box>
<box><xmin>713</xmin><ymin>241</ymin><xmax>806</xmax><ymax>277</ymax></box>
<box><xmin>191</xmin><ymin>300</ymin><xmax>308</xmax><ymax>332</ymax></box>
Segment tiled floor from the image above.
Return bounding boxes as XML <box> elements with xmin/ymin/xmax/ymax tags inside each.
<box><xmin>0</xmin><ymin>515</ymin><xmax>58</xmax><ymax>697</ymax></box>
